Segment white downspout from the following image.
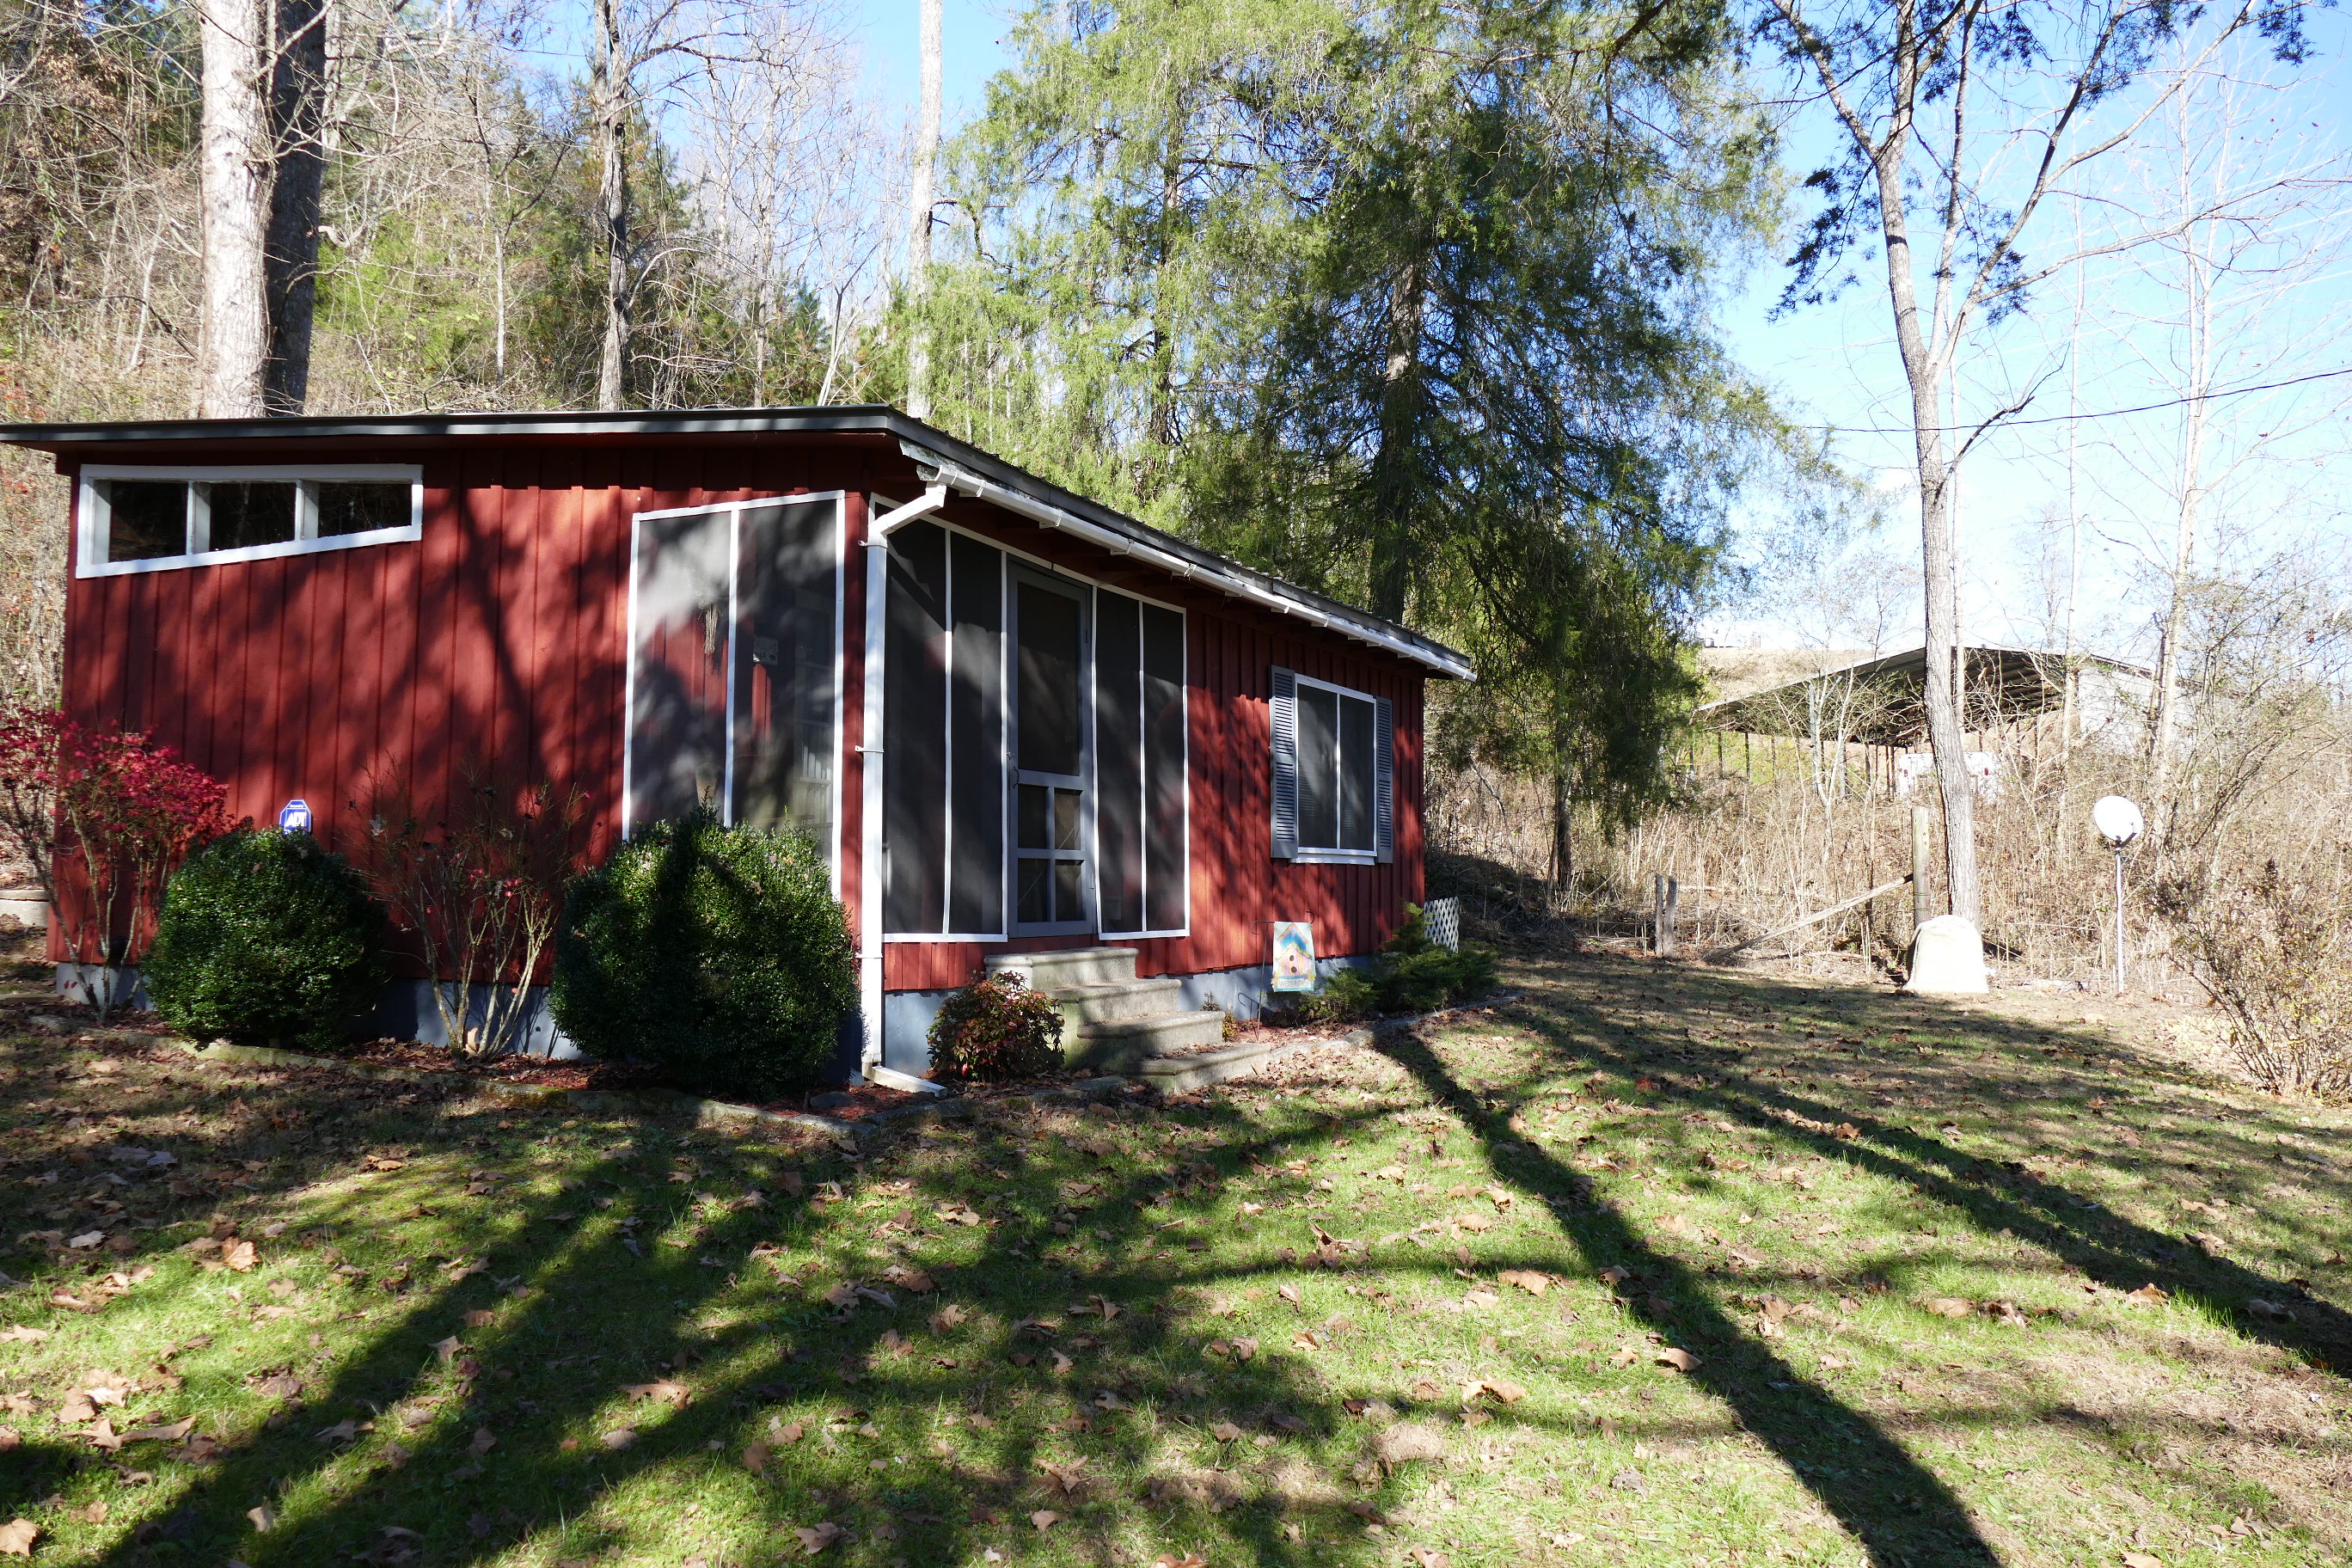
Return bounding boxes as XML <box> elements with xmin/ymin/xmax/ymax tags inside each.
<box><xmin>859</xmin><ymin>486</ymin><xmax>948</xmax><ymax>1090</ymax></box>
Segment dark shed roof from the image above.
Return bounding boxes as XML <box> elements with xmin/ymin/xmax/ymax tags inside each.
<box><xmin>1699</xmin><ymin>644</ymin><xmax>2149</xmax><ymax>746</ymax></box>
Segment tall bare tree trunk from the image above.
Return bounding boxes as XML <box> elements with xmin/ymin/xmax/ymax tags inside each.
<box><xmin>199</xmin><ymin>0</ymin><xmax>271</xmax><ymax>418</ymax></box>
<box><xmin>1366</xmin><ymin>254</ymin><xmax>1426</xmax><ymax>623</ymax></box>
<box><xmin>594</xmin><ymin>0</ymin><xmax>629</xmax><ymax>409</ymax></box>
<box><xmin>2148</xmin><ymin>230</ymin><xmax>2214</xmax><ymax>804</ymax></box>
<box><xmin>261</xmin><ymin>0</ymin><xmax>327</xmax><ymax>413</ymax></box>
<box><xmin>903</xmin><ymin>0</ymin><xmax>941</xmax><ymax>420</ymax></box>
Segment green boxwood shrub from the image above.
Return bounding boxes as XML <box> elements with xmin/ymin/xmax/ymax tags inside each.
<box><xmin>928</xmin><ymin>971</ymin><xmax>1064</xmax><ymax>1081</ymax></box>
<box><xmin>551</xmin><ymin>812</ymin><xmax>856</xmax><ymax>1099</ymax></box>
<box><xmin>142</xmin><ymin>827</ymin><xmax>389</xmax><ymax>1048</ymax></box>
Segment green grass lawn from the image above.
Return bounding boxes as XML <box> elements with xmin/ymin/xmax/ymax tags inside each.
<box><xmin>3</xmin><ymin>950</ymin><xmax>2348</xmax><ymax>1568</ymax></box>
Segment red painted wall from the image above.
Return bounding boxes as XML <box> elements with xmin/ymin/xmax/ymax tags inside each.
<box><xmin>54</xmin><ymin>432</ymin><xmax>1429</xmax><ymax>986</ymax></box>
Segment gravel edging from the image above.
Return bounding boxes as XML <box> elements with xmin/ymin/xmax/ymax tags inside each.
<box><xmin>27</xmin><ymin>1016</ymin><xmax>1136</xmax><ymax>1142</ymax></box>
<box><xmin>23</xmin><ymin>989</ymin><xmax>1521</xmax><ymax>1131</ymax></box>
<box><xmin>1133</xmin><ymin>990</ymin><xmax>1525</xmax><ymax>1093</ymax></box>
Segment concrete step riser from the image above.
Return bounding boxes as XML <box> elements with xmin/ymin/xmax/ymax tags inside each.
<box><xmin>1052</xmin><ymin>978</ymin><xmax>1186</xmax><ymax>1026</ymax></box>
<box><xmin>1068</xmin><ymin>1009</ymin><xmax>1228</xmax><ymax>1071</ymax></box>
<box><xmin>985</xmin><ymin>946</ymin><xmax>1139</xmax><ymax>990</ymax></box>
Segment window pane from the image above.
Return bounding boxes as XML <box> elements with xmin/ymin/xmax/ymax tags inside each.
<box><xmin>1017</xmin><ymin>858</ymin><xmax>1050</xmax><ymax>925</ymax></box>
<box><xmin>1297</xmin><ymin>687</ymin><xmax>1339</xmax><ymax>849</ymax></box>
<box><xmin>1015</xmin><ymin>582</ymin><xmax>1082</xmax><ymax>777</ymax></box>
<box><xmin>100</xmin><ymin>481</ymin><xmax>186</xmax><ymax>561</ymax></box>
<box><xmin>205</xmin><ymin>481</ymin><xmax>297</xmax><ymax>549</ymax></box>
<box><xmin>1053</xmin><ymin>861</ymin><xmax>1083</xmax><ymax>923</ymax></box>
<box><xmin>1339</xmin><ymin>694</ymin><xmax>1375</xmax><ymax>850</ymax></box>
<box><xmin>315</xmin><ymin>481</ymin><xmax>409</xmax><ymax>536</ymax></box>
<box><xmin>628</xmin><ymin>508</ymin><xmax>732</xmax><ymax>831</ymax></box>
<box><xmin>732</xmin><ymin>499</ymin><xmax>836</xmax><ymax>852</ymax></box>
<box><xmin>1017</xmin><ymin>784</ymin><xmax>1050</xmax><ymax>849</ymax></box>
<box><xmin>1054</xmin><ymin>788</ymin><xmax>1082</xmax><ymax>850</ymax></box>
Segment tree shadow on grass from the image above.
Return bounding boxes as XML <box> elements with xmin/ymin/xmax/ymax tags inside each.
<box><xmin>1</xmin><ymin>1034</ymin><xmax>1439</xmax><ymax>1568</ymax></box>
<box><xmin>1366</xmin><ymin>1020</ymin><xmax>2009</xmax><ymax>1567</ymax></box>
<box><xmin>1510</xmin><ymin>959</ymin><xmax>2352</xmax><ymax>1371</ymax></box>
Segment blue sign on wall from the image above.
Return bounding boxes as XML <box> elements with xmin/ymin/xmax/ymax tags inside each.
<box><xmin>278</xmin><ymin>798</ymin><xmax>313</xmax><ymax>833</ymax></box>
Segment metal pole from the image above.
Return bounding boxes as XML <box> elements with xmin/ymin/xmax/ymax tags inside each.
<box><xmin>2114</xmin><ymin>848</ymin><xmax>2127</xmax><ymax>998</ymax></box>
<box><xmin>1911</xmin><ymin>806</ymin><xmax>1932</xmax><ymax>939</ymax></box>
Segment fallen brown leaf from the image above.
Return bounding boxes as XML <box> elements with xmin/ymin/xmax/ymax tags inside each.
<box><xmin>793</xmin><ymin>1522</ymin><xmax>842</xmax><ymax>1554</ymax></box>
<box><xmin>222</xmin><ymin>1240</ymin><xmax>258</xmax><ymax>1272</ymax></box>
<box><xmin>1920</xmin><ymin>1298</ymin><xmax>1973</xmax><ymax>1319</ymax></box>
<box><xmin>0</xmin><ymin>1519</ymin><xmax>37</xmax><ymax>1557</ymax></box>
<box><xmin>742</xmin><ymin>1442</ymin><xmax>770</xmax><ymax>1475</ymax></box>
<box><xmin>621</xmin><ymin>1381</ymin><xmax>689</xmax><ymax>1405</ymax></box>
<box><xmin>1654</xmin><ymin>1347</ymin><xmax>1700</xmax><ymax>1372</ymax></box>
<box><xmin>1030</xmin><ymin>1510</ymin><xmax>1062</xmax><ymax>1531</ymax></box>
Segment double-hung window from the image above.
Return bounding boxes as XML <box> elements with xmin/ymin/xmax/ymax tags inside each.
<box><xmin>1269</xmin><ymin>666</ymin><xmax>1393</xmax><ymax>864</ymax></box>
<box><xmin>77</xmin><ymin>465</ymin><xmax>424</xmax><ymax>577</ymax></box>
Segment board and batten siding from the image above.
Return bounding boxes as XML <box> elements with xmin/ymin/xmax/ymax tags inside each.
<box><xmin>54</xmin><ymin>432</ymin><xmax>1424</xmax><ymax>988</ymax></box>
<box><xmin>53</xmin><ymin>439</ymin><xmax>879</xmax><ymax>968</ymax></box>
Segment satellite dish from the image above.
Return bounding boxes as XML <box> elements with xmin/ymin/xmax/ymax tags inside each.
<box><xmin>2092</xmin><ymin>795</ymin><xmax>2143</xmax><ymax>848</ymax></box>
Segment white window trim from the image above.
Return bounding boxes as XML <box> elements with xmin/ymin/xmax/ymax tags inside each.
<box><xmin>76</xmin><ymin>464</ymin><xmax>425</xmax><ymax>579</ymax></box>
<box><xmin>1290</xmin><ymin>671</ymin><xmax>1382</xmax><ymax>864</ymax></box>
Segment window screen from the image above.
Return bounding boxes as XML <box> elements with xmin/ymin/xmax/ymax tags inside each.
<box><xmin>884</xmin><ymin>524</ymin><xmax>1008</xmax><ymax>935</ymax></box>
<box><xmin>1094</xmin><ymin>593</ymin><xmax>1144</xmax><ymax>932</ymax></box>
<box><xmin>884</xmin><ymin>521</ymin><xmax>950</xmax><ymax>933</ymax></box>
<box><xmin>1141</xmin><ymin>603</ymin><xmax>1187</xmax><ymax>931</ymax></box>
<box><xmin>946</xmin><ymin>536</ymin><xmax>1005</xmax><ymax>934</ymax></box>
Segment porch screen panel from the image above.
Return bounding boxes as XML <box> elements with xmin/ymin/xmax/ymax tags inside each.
<box><xmin>732</xmin><ymin>498</ymin><xmax>836</xmax><ymax>845</ymax></box>
<box><xmin>1142</xmin><ymin>603</ymin><xmax>1187</xmax><ymax>931</ymax></box>
<box><xmin>1094</xmin><ymin>592</ymin><xmax>1144</xmax><ymax>934</ymax></box>
<box><xmin>628</xmin><ymin>508</ymin><xmax>732</xmax><ymax>830</ymax></box>
<box><xmin>884</xmin><ymin>521</ymin><xmax>949</xmax><ymax>932</ymax></box>
<box><xmin>946</xmin><ymin>535</ymin><xmax>1006</xmax><ymax>934</ymax></box>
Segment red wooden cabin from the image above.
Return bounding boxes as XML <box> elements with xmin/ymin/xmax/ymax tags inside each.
<box><xmin>0</xmin><ymin>409</ymin><xmax>1469</xmax><ymax>1080</ymax></box>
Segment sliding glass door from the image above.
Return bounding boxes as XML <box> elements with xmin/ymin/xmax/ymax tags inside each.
<box><xmin>625</xmin><ymin>497</ymin><xmax>840</xmax><ymax>869</ymax></box>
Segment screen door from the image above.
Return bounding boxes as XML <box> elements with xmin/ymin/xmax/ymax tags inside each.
<box><xmin>1010</xmin><ymin>569</ymin><xmax>1091</xmax><ymax>933</ymax></box>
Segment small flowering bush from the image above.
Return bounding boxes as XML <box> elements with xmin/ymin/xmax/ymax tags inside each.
<box><xmin>928</xmin><ymin>971</ymin><xmax>1066</xmax><ymax>1081</ymax></box>
<box><xmin>0</xmin><ymin>704</ymin><xmax>234</xmax><ymax>1018</ymax></box>
<box><xmin>346</xmin><ymin>770</ymin><xmax>591</xmax><ymax>1057</ymax></box>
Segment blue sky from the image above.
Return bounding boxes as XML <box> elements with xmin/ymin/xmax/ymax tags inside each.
<box><xmin>836</xmin><ymin>0</ymin><xmax>2352</xmax><ymax>658</ymax></box>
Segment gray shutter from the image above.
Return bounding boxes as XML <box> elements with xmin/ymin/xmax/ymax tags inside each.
<box><xmin>1270</xmin><ymin>665</ymin><xmax>1298</xmax><ymax>860</ymax></box>
<box><xmin>1374</xmin><ymin>694</ymin><xmax>1394</xmax><ymax>864</ymax></box>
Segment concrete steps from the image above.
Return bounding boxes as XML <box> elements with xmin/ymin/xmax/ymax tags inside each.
<box><xmin>984</xmin><ymin>946</ymin><xmax>1228</xmax><ymax>1073</ymax></box>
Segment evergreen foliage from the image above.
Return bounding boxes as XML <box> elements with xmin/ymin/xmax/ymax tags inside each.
<box><xmin>142</xmin><ymin>827</ymin><xmax>390</xmax><ymax>1048</ymax></box>
<box><xmin>1311</xmin><ymin>903</ymin><xmax>1499</xmax><ymax>1021</ymax></box>
<box><xmin>919</xmin><ymin>0</ymin><xmax>1814</xmax><ymax>816</ymax></box>
<box><xmin>551</xmin><ymin>812</ymin><xmax>856</xmax><ymax>1099</ymax></box>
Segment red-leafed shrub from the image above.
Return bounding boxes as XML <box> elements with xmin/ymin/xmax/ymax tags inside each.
<box><xmin>0</xmin><ymin>704</ymin><xmax>235</xmax><ymax>1017</ymax></box>
<box><xmin>926</xmin><ymin>971</ymin><xmax>1065</xmax><ymax>1082</ymax></box>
